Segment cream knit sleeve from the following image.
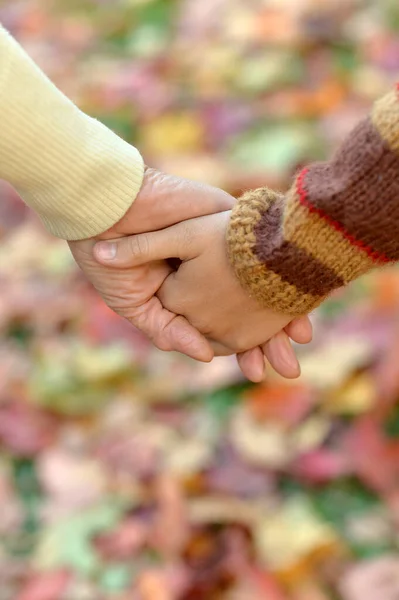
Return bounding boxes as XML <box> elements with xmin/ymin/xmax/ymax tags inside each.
<box><xmin>0</xmin><ymin>25</ymin><xmax>144</xmax><ymax>240</ymax></box>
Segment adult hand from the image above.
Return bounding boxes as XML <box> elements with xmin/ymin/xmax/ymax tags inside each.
<box><xmin>69</xmin><ymin>168</ymin><xmax>234</xmax><ymax>363</ymax></box>
<box><xmin>104</xmin><ymin>167</ymin><xmax>234</xmax><ymax>237</ymax></box>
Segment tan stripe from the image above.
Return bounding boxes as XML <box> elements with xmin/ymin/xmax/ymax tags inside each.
<box><xmin>227</xmin><ymin>189</ymin><xmax>319</xmax><ymax>316</ymax></box>
<box><xmin>253</xmin><ymin>199</ymin><xmax>345</xmax><ymax>297</ymax></box>
<box><xmin>372</xmin><ymin>90</ymin><xmax>399</xmax><ymax>153</ymax></box>
<box><xmin>246</xmin><ymin>262</ymin><xmax>323</xmax><ymax>316</ymax></box>
<box><xmin>283</xmin><ymin>188</ymin><xmax>375</xmax><ymax>284</ymax></box>
<box><xmin>303</xmin><ymin>117</ymin><xmax>399</xmax><ymax>261</ymax></box>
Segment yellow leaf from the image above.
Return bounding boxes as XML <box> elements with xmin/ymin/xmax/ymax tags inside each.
<box><xmin>256</xmin><ymin>496</ymin><xmax>339</xmax><ymax>571</ymax></box>
<box><xmin>323</xmin><ymin>373</ymin><xmax>376</xmax><ymax>415</ymax></box>
<box><xmin>299</xmin><ymin>336</ymin><xmax>373</xmax><ymax>388</ymax></box>
<box><xmin>142</xmin><ymin>112</ymin><xmax>205</xmax><ymax>156</ymax></box>
<box><xmin>231</xmin><ymin>405</ymin><xmax>291</xmax><ymax>468</ymax></box>
<box><xmin>291</xmin><ymin>416</ymin><xmax>331</xmax><ymax>454</ymax></box>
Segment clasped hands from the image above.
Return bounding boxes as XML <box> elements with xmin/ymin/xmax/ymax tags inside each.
<box><xmin>69</xmin><ymin>168</ymin><xmax>312</xmax><ymax>382</ymax></box>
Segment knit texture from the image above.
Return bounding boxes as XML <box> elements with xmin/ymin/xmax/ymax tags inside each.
<box><xmin>227</xmin><ymin>86</ymin><xmax>399</xmax><ymax>316</ymax></box>
<box><xmin>0</xmin><ymin>25</ymin><xmax>144</xmax><ymax>240</ymax></box>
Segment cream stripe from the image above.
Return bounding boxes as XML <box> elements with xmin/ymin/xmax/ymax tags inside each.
<box><xmin>371</xmin><ymin>90</ymin><xmax>399</xmax><ymax>154</ymax></box>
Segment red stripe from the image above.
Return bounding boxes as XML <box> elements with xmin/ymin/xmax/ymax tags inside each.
<box><xmin>296</xmin><ymin>168</ymin><xmax>391</xmax><ymax>264</ymax></box>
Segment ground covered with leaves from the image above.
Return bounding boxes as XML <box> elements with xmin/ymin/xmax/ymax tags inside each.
<box><xmin>2</xmin><ymin>1</ymin><xmax>399</xmax><ymax>598</ymax></box>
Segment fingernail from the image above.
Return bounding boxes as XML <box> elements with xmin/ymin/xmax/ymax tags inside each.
<box><xmin>282</xmin><ymin>335</ymin><xmax>299</xmax><ymax>371</ymax></box>
<box><xmin>95</xmin><ymin>242</ymin><xmax>116</xmax><ymax>261</ymax></box>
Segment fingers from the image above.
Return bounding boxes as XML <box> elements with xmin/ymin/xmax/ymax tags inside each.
<box><xmin>236</xmin><ymin>348</ymin><xmax>266</xmax><ymax>383</ymax></box>
<box><xmin>263</xmin><ymin>330</ymin><xmax>301</xmax><ymax>379</ymax></box>
<box><xmin>285</xmin><ymin>316</ymin><xmax>313</xmax><ymax>344</ymax></box>
<box><xmin>236</xmin><ymin>330</ymin><xmax>301</xmax><ymax>383</ymax></box>
<box><xmin>113</xmin><ymin>168</ymin><xmax>235</xmax><ymax>236</ymax></box>
<box><xmin>210</xmin><ymin>340</ymin><xmax>297</xmax><ymax>384</ymax></box>
<box><xmin>130</xmin><ymin>296</ymin><xmax>213</xmax><ymax>362</ymax></box>
<box><xmin>236</xmin><ymin>318</ymin><xmax>311</xmax><ymax>382</ymax></box>
<box><xmin>208</xmin><ymin>341</ymin><xmax>267</xmax><ymax>383</ymax></box>
<box><xmin>94</xmin><ymin>221</ymin><xmax>199</xmax><ymax>269</ymax></box>
<box><xmin>147</xmin><ymin>170</ymin><xmax>235</xmax><ymax>225</ymax></box>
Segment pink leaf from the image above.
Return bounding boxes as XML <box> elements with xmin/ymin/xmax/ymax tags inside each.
<box><xmin>16</xmin><ymin>571</ymin><xmax>71</xmax><ymax>600</ymax></box>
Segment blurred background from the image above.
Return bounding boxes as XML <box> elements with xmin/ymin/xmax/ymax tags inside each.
<box><xmin>1</xmin><ymin>0</ymin><xmax>399</xmax><ymax>598</ymax></box>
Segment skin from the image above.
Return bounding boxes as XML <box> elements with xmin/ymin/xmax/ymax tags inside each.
<box><xmin>69</xmin><ymin>169</ymin><xmax>233</xmax><ymax>362</ymax></box>
<box><xmin>87</xmin><ymin>174</ymin><xmax>312</xmax><ymax>381</ymax></box>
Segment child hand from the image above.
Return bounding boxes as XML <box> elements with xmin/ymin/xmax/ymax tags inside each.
<box><xmin>94</xmin><ymin>211</ymin><xmax>312</xmax><ymax>380</ymax></box>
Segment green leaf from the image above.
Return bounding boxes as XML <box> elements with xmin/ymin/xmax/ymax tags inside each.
<box><xmin>332</xmin><ymin>43</ymin><xmax>359</xmax><ymax>76</ymax></box>
<box><xmin>6</xmin><ymin>322</ymin><xmax>33</xmax><ymax>346</ymax></box>
<box><xmin>384</xmin><ymin>404</ymin><xmax>399</xmax><ymax>439</ymax></box>
<box><xmin>9</xmin><ymin>458</ymin><xmax>42</xmax><ymax>556</ymax></box>
<box><xmin>135</xmin><ymin>0</ymin><xmax>176</xmax><ymax>29</ymax></box>
<box><xmin>34</xmin><ymin>501</ymin><xmax>126</xmax><ymax>576</ymax></box>
<box><xmin>312</xmin><ymin>479</ymin><xmax>379</xmax><ymax>527</ymax></box>
<box><xmin>99</xmin><ymin>564</ymin><xmax>133</xmax><ymax>592</ymax></box>
<box><xmin>93</xmin><ymin>112</ymin><xmax>137</xmax><ymax>144</ymax></box>
<box><xmin>236</xmin><ymin>52</ymin><xmax>304</xmax><ymax>93</ymax></box>
<box><xmin>30</xmin><ymin>343</ymin><xmax>135</xmax><ymax>416</ymax></box>
<box><xmin>228</xmin><ymin>122</ymin><xmax>324</xmax><ymax>176</ymax></box>
<box><xmin>203</xmin><ymin>382</ymin><xmax>252</xmax><ymax>420</ymax></box>
<box><xmin>310</xmin><ymin>479</ymin><xmax>396</xmax><ymax>557</ymax></box>
<box><xmin>383</xmin><ymin>0</ymin><xmax>399</xmax><ymax>32</ymax></box>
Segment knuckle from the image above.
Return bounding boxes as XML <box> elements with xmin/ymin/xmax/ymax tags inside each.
<box><xmin>131</xmin><ymin>306</ymin><xmax>173</xmax><ymax>353</ymax></box>
<box><xmin>159</xmin><ymin>319</ymin><xmax>195</xmax><ymax>352</ymax></box>
<box><xmin>136</xmin><ymin>234</ymin><xmax>150</xmax><ymax>259</ymax></box>
<box><xmin>154</xmin><ymin>327</ymin><xmax>173</xmax><ymax>352</ymax></box>
<box><xmin>175</xmin><ymin>328</ymin><xmax>196</xmax><ymax>348</ymax></box>
<box><xmin>127</xmin><ymin>306</ymin><xmax>151</xmax><ymax>336</ymax></box>
<box><xmin>130</xmin><ymin>306</ymin><xmax>150</xmax><ymax>331</ymax></box>
<box><xmin>128</xmin><ymin>234</ymin><xmax>150</xmax><ymax>261</ymax></box>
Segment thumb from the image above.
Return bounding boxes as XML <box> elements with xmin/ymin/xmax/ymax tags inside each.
<box><xmin>94</xmin><ymin>220</ymin><xmax>199</xmax><ymax>268</ymax></box>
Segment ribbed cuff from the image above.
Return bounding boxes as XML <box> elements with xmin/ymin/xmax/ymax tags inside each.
<box><xmin>226</xmin><ymin>187</ymin><xmax>326</xmax><ymax>318</ymax></box>
<box><xmin>36</xmin><ymin>120</ymin><xmax>145</xmax><ymax>240</ymax></box>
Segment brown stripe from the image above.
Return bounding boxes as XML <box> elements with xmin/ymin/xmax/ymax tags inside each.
<box><xmin>227</xmin><ymin>189</ymin><xmax>320</xmax><ymax>315</ymax></box>
<box><xmin>254</xmin><ymin>198</ymin><xmax>345</xmax><ymax>297</ymax></box>
<box><xmin>304</xmin><ymin>116</ymin><xmax>399</xmax><ymax>261</ymax></box>
<box><xmin>245</xmin><ymin>264</ymin><xmax>321</xmax><ymax>316</ymax></box>
<box><xmin>284</xmin><ymin>189</ymin><xmax>376</xmax><ymax>284</ymax></box>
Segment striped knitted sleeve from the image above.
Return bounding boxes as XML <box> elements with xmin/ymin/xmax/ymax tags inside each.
<box><xmin>226</xmin><ymin>85</ymin><xmax>399</xmax><ymax>317</ymax></box>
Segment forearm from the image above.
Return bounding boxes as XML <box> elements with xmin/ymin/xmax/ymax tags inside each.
<box><xmin>227</xmin><ymin>85</ymin><xmax>399</xmax><ymax>316</ymax></box>
<box><xmin>0</xmin><ymin>25</ymin><xmax>144</xmax><ymax>240</ymax></box>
